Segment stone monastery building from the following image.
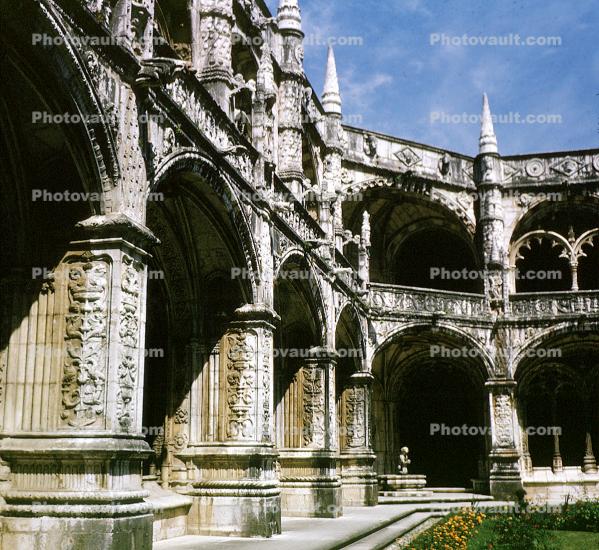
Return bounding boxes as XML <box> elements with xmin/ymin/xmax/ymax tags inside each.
<box><xmin>1</xmin><ymin>0</ymin><xmax>598</xmax><ymax>547</ymax></box>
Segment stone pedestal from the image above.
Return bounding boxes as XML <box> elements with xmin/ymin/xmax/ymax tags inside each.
<box><xmin>180</xmin><ymin>445</ymin><xmax>280</xmax><ymax>537</ymax></box>
<box><xmin>0</xmin><ymin>215</ymin><xmax>157</xmax><ymax>549</ymax></box>
<box><xmin>378</xmin><ymin>474</ymin><xmax>428</xmax><ymax>492</ymax></box>
<box><xmin>279</xmin><ymin>450</ymin><xmax>342</xmax><ymax>517</ymax></box>
<box><xmin>340</xmin><ymin>453</ymin><xmax>378</xmax><ymax>506</ymax></box>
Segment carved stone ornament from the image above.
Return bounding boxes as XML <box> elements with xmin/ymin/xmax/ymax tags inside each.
<box><xmin>525</xmin><ymin>158</ymin><xmax>545</xmax><ymax>177</ymax></box>
<box><xmin>225</xmin><ymin>332</ymin><xmax>256</xmax><ymax>441</ymax></box>
<box><xmin>494</xmin><ymin>394</ymin><xmax>513</xmax><ymax>447</ymax></box>
<box><xmin>61</xmin><ymin>260</ymin><xmax>109</xmax><ymax>428</ymax></box>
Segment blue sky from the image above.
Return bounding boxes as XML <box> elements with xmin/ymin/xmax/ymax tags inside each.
<box><xmin>265</xmin><ymin>0</ymin><xmax>599</xmax><ymax>156</ymax></box>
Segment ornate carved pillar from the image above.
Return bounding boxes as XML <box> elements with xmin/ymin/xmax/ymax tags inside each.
<box><xmin>192</xmin><ymin>0</ymin><xmax>234</xmax><ymax>113</ymax></box>
<box><xmin>254</xmin><ymin>43</ymin><xmax>277</xmax><ymax>166</ymax></box>
<box><xmin>518</xmin><ymin>402</ymin><xmax>533</xmax><ymax>475</ymax></box>
<box><xmin>359</xmin><ymin>212</ymin><xmax>371</xmax><ymax>290</ymax></box>
<box><xmin>177</xmin><ymin>304</ymin><xmax>281</xmax><ymax>537</ymax></box>
<box><xmin>551</xmin><ymin>397</ymin><xmax>564</xmax><ymax>473</ymax></box>
<box><xmin>475</xmin><ymin>94</ymin><xmax>506</xmax><ymax>311</ymax></box>
<box><xmin>279</xmin><ymin>347</ymin><xmax>343</xmax><ymax>517</ymax></box>
<box><xmin>0</xmin><ymin>214</ymin><xmax>157</xmax><ymax>549</ymax></box>
<box><xmin>276</xmin><ymin>0</ymin><xmax>305</xmax><ymax>198</ymax></box>
<box><xmin>583</xmin><ymin>433</ymin><xmax>597</xmax><ymax>473</ymax></box>
<box><xmin>486</xmin><ymin>379</ymin><xmax>523</xmax><ymax>500</ymax></box>
<box><xmin>582</xmin><ymin>394</ymin><xmax>598</xmax><ymax>473</ymax></box>
<box><xmin>108</xmin><ymin>0</ymin><xmax>155</xmax><ymax>57</ymax></box>
<box><xmin>339</xmin><ymin>372</ymin><xmax>377</xmax><ymax>506</ymax></box>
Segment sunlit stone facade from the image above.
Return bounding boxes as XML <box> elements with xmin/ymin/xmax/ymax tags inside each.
<box><xmin>1</xmin><ymin>0</ymin><xmax>598</xmax><ymax>547</ymax></box>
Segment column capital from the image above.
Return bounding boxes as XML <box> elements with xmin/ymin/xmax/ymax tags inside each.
<box><xmin>306</xmin><ymin>346</ymin><xmax>338</xmax><ymax>363</ymax></box>
<box><xmin>348</xmin><ymin>371</ymin><xmax>374</xmax><ymax>386</ymax></box>
<box><xmin>75</xmin><ymin>213</ymin><xmax>159</xmax><ymax>250</ymax></box>
<box><xmin>231</xmin><ymin>302</ymin><xmax>280</xmax><ymax>329</ymax></box>
<box><xmin>485</xmin><ymin>378</ymin><xmax>517</xmax><ymax>391</ymax></box>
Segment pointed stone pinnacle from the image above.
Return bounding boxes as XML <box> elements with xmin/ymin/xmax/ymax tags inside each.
<box><xmin>479</xmin><ymin>93</ymin><xmax>498</xmax><ymax>155</ymax></box>
<box><xmin>322</xmin><ymin>46</ymin><xmax>342</xmax><ymax>116</ymax></box>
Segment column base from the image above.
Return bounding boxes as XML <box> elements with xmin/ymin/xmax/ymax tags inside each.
<box><xmin>185</xmin><ymin>493</ymin><xmax>280</xmax><ymax>537</ymax></box>
<box><xmin>279</xmin><ymin>450</ymin><xmax>342</xmax><ymax>517</ymax></box>
<box><xmin>177</xmin><ymin>444</ymin><xmax>281</xmax><ymax>537</ymax></box>
<box><xmin>489</xmin><ymin>449</ymin><xmax>523</xmax><ymax>500</ymax></box>
<box><xmin>0</xmin><ymin>436</ymin><xmax>153</xmax><ymax>548</ymax></box>
<box><xmin>0</xmin><ymin>507</ymin><xmax>152</xmax><ymax>550</ymax></box>
<box><xmin>340</xmin><ymin>453</ymin><xmax>378</xmax><ymax>506</ymax></box>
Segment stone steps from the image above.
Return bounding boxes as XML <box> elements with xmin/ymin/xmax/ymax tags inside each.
<box><xmin>154</xmin><ymin>499</ymin><xmax>507</xmax><ymax>549</ymax></box>
<box><xmin>430</xmin><ymin>487</ymin><xmax>469</xmax><ymax>493</ymax></box>
<box><xmin>378</xmin><ymin>491</ymin><xmax>494</xmax><ymax>505</ymax></box>
<box><xmin>336</xmin><ymin>511</ymin><xmax>443</xmax><ymax>550</ymax></box>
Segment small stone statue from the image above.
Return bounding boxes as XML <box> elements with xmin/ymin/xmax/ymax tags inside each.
<box><xmin>398</xmin><ymin>446</ymin><xmax>411</xmax><ymax>474</ymax></box>
<box><xmin>363</xmin><ymin>134</ymin><xmax>378</xmax><ymax>158</ymax></box>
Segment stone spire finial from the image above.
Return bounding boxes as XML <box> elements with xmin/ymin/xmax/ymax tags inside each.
<box><xmin>322</xmin><ymin>45</ymin><xmax>342</xmax><ymax>116</ymax></box>
<box><xmin>277</xmin><ymin>0</ymin><xmax>302</xmax><ymax>33</ymax></box>
<box><xmin>479</xmin><ymin>93</ymin><xmax>498</xmax><ymax>155</ymax></box>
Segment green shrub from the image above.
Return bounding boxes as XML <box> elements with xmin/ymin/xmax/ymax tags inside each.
<box><xmin>487</xmin><ymin>515</ymin><xmax>557</xmax><ymax>550</ymax></box>
<box><xmin>533</xmin><ymin>499</ymin><xmax>599</xmax><ymax>532</ymax></box>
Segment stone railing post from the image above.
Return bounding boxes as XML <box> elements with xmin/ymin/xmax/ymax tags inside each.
<box><xmin>486</xmin><ymin>379</ymin><xmax>523</xmax><ymax>500</ymax></box>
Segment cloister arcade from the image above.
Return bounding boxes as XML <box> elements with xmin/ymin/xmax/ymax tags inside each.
<box><xmin>0</xmin><ymin>0</ymin><xmax>598</xmax><ymax>547</ymax></box>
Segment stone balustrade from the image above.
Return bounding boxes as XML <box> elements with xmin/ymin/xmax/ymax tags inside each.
<box><xmin>368</xmin><ymin>283</ymin><xmax>487</xmax><ymax>318</ymax></box>
<box><xmin>510</xmin><ymin>291</ymin><xmax>599</xmax><ymax>318</ymax></box>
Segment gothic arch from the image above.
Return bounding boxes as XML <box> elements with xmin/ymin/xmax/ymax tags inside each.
<box><xmin>509</xmin><ymin>196</ymin><xmax>599</xmax><ymax>244</ymax></box>
<box><xmin>274</xmin><ymin>251</ymin><xmax>328</xmax><ymax>346</ymax></box>
<box><xmin>335</xmin><ymin>302</ymin><xmax>366</xmax><ymax>366</ymax></box>
<box><xmin>153</xmin><ymin>150</ymin><xmax>261</xmax><ymax>302</ymax></box>
<box><xmin>344</xmin><ymin>177</ymin><xmax>476</xmax><ymax>236</ymax></box>
<box><xmin>343</xmin><ymin>186</ymin><xmax>480</xmax><ymax>289</ymax></box>
<box><xmin>371</xmin><ymin>322</ymin><xmax>495</xmax><ymax>380</ymax></box>
<box><xmin>4</xmin><ymin>0</ymin><xmax>120</xmax><ymax>204</ymax></box>
<box><xmin>512</xmin><ymin>322</ymin><xmax>599</xmax><ymax>378</ymax></box>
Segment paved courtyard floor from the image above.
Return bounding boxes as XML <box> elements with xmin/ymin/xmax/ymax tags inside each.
<box><xmin>155</xmin><ymin>496</ymin><xmax>512</xmax><ymax>549</ymax></box>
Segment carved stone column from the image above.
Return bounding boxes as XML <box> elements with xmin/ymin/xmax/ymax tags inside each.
<box><xmin>339</xmin><ymin>372</ymin><xmax>377</xmax><ymax>506</ymax></box>
<box><xmin>583</xmin><ymin>433</ymin><xmax>597</xmax><ymax>473</ymax></box>
<box><xmin>486</xmin><ymin>379</ymin><xmax>523</xmax><ymax>500</ymax></box>
<box><xmin>279</xmin><ymin>347</ymin><xmax>342</xmax><ymax>517</ymax></box>
<box><xmin>276</xmin><ymin>0</ymin><xmax>305</xmax><ymax>198</ymax></box>
<box><xmin>518</xmin><ymin>403</ymin><xmax>533</xmax><ymax>475</ymax></box>
<box><xmin>177</xmin><ymin>304</ymin><xmax>281</xmax><ymax>537</ymax></box>
<box><xmin>0</xmin><ymin>214</ymin><xmax>157</xmax><ymax>549</ymax></box>
<box><xmin>551</xmin><ymin>397</ymin><xmax>564</xmax><ymax>473</ymax></box>
<box><xmin>107</xmin><ymin>0</ymin><xmax>155</xmax><ymax>57</ymax></box>
<box><xmin>359</xmin><ymin>212</ymin><xmax>371</xmax><ymax>290</ymax></box>
<box><xmin>192</xmin><ymin>0</ymin><xmax>234</xmax><ymax>113</ymax></box>
<box><xmin>475</xmin><ymin>94</ymin><xmax>506</xmax><ymax>311</ymax></box>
